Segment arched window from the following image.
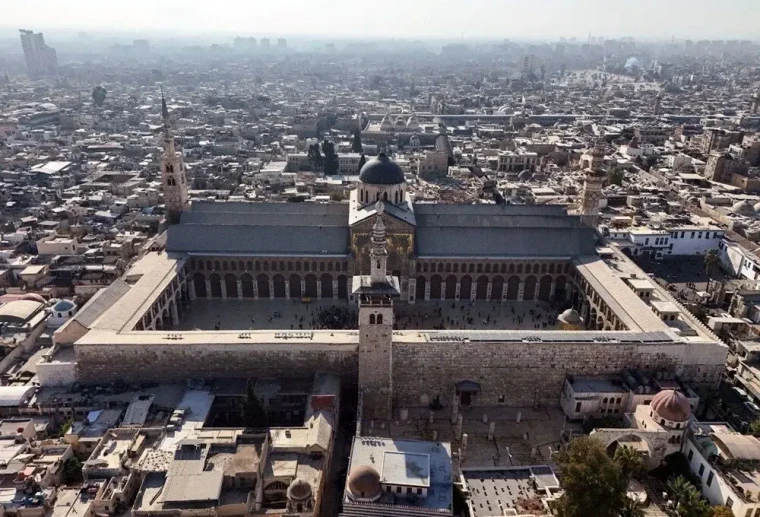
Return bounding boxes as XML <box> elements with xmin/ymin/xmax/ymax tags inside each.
<box><xmin>485</xmin><ymin>264</ymin><xmax>491</xmax><ymax>273</ymax></box>
<box><xmin>369</xmin><ymin>314</ymin><xmax>376</xmax><ymax>324</ymax></box>
<box><xmin>376</xmin><ymin>260</ymin><xmax>381</xmax><ymax>269</ymax></box>
<box><xmin>383</xmin><ymin>192</ymin><xmax>388</xmax><ymax>201</ymax></box>
<box><xmin>377</xmin><ymin>314</ymin><xmax>383</xmax><ymax>324</ymax></box>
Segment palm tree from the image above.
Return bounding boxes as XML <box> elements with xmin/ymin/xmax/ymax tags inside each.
<box><xmin>614</xmin><ymin>445</ymin><xmax>644</xmax><ymax>480</ymax></box>
<box><xmin>704</xmin><ymin>249</ymin><xmax>720</xmax><ymax>278</ymax></box>
<box><xmin>619</xmin><ymin>497</ymin><xmax>645</xmax><ymax>517</ymax></box>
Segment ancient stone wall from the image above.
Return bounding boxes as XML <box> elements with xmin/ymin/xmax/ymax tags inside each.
<box><xmin>391</xmin><ymin>340</ymin><xmax>727</xmax><ymax>409</ymax></box>
<box><xmin>75</xmin><ymin>342</ymin><xmax>358</xmax><ymax>384</ymax></box>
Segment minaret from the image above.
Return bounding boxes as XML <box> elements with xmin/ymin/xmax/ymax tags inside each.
<box><xmin>654</xmin><ymin>90</ymin><xmax>662</xmax><ymax>116</ymax></box>
<box><xmin>579</xmin><ymin>136</ymin><xmax>606</xmax><ymax>226</ymax></box>
<box><xmin>752</xmin><ymin>90</ymin><xmax>760</xmax><ymax>115</ymax></box>
<box><xmin>160</xmin><ymin>88</ymin><xmax>189</xmax><ymax>224</ymax></box>
<box><xmin>355</xmin><ymin>201</ymin><xmax>398</xmax><ymax>421</ymax></box>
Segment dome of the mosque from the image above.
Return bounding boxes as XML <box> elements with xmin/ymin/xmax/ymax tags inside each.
<box><xmin>732</xmin><ymin>200</ymin><xmax>755</xmax><ymax>216</ymax></box>
<box><xmin>347</xmin><ymin>465</ymin><xmax>382</xmax><ymax>499</ymax></box>
<box><xmin>650</xmin><ymin>389</ymin><xmax>691</xmax><ymax>423</ymax></box>
<box><xmin>286</xmin><ymin>479</ymin><xmax>312</xmax><ymax>501</ymax></box>
<box><xmin>20</xmin><ymin>293</ymin><xmax>46</xmax><ymax>304</ymax></box>
<box><xmin>52</xmin><ymin>299</ymin><xmax>75</xmax><ymax>312</ymax></box>
<box><xmin>359</xmin><ymin>153</ymin><xmax>405</xmax><ymax>185</ymax></box>
<box><xmin>558</xmin><ymin>308</ymin><xmax>582</xmax><ymax>325</ymax></box>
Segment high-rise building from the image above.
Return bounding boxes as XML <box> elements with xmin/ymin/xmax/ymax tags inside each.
<box><xmin>277</xmin><ymin>38</ymin><xmax>287</xmax><ymax>49</ymax></box>
<box><xmin>19</xmin><ymin>29</ymin><xmax>57</xmax><ymax>77</ymax></box>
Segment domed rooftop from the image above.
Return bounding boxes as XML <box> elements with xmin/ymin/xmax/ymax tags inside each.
<box><xmin>650</xmin><ymin>389</ymin><xmax>691</xmax><ymax>423</ymax></box>
<box><xmin>558</xmin><ymin>308</ymin><xmax>582</xmax><ymax>325</ymax></box>
<box><xmin>406</xmin><ymin>114</ymin><xmax>420</xmax><ymax>131</ymax></box>
<box><xmin>52</xmin><ymin>299</ymin><xmax>75</xmax><ymax>312</ymax></box>
<box><xmin>347</xmin><ymin>465</ymin><xmax>382</xmax><ymax>499</ymax></box>
<box><xmin>20</xmin><ymin>293</ymin><xmax>46</xmax><ymax>304</ymax></box>
<box><xmin>359</xmin><ymin>153</ymin><xmax>405</xmax><ymax>185</ymax></box>
<box><xmin>752</xmin><ymin>201</ymin><xmax>760</xmax><ymax>212</ymax></box>
<box><xmin>732</xmin><ymin>200</ymin><xmax>756</xmax><ymax>217</ymax></box>
<box><xmin>287</xmin><ymin>479</ymin><xmax>312</xmax><ymax>501</ymax></box>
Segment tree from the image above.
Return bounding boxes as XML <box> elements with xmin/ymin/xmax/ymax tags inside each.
<box><xmin>704</xmin><ymin>249</ymin><xmax>720</xmax><ymax>277</ymax></box>
<box><xmin>322</xmin><ymin>139</ymin><xmax>339</xmax><ymax>176</ymax></box>
<box><xmin>749</xmin><ymin>420</ymin><xmax>760</xmax><ymax>436</ymax></box>
<box><xmin>307</xmin><ymin>143</ymin><xmax>323</xmax><ymax>170</ymax></box>
<box><xmin>607</xmin><ymin>167</ymin><xmax>625</xmax><ymax>187</ymax></box>
<box><xmin>665</xmin><ymin>476</ymin><xmax>711</xmax><ymax>517</ymax></box>
<box><xmin>555</xmin><ymin>437</ymin><xmax>627</xmax><ymax>517</ymax></box>
<box><xmin>351</xmin><ymin>130</ymin><xmax>363</xmax><ymax>153</ymax></box>
<box><xmin>62</xmin><ymin>456</ymin><xmax>83</xmax><ymax>484</ymax></box>
<box><xmin>614</xmin><ymin>445</ymin><xmax>644</xmax><ymax>480</ymax></box>
<box><xmin>709</xmin><ymin>507</ymin><xmax>735</xmax><ymax>517</ymax></box>
<box><xmin>241</xmin><ymin>379</ymin><xmax>268</xmax><ymax>429</ymax></box>
<box><xmin>91</xmin><ymin>85</ymin><xmax>107</xmax><ymax>106</ymax></box>
<box><xmin>358</xmin><ymin>154</ymin><xmax>366</xmax><ymax>173</ymax></box>
<box><xmin>619</xmin><ymin>497</ymin><xmax>646</xmax><ymax>517</ymax></box>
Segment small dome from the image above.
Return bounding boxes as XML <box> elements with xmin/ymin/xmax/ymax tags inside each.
<box><xmin>394</xmin><ymin>116</ymin><xmax>406</xmax><ymax>128</ymax></box>
<box><xmin>732</xmin><ymin>200</ymin><xmax>755</xmax><ymax>216</ymax></box>
<box><xmin>287</xmin><ymin>479</ymin><xmax>312</xmax><ymax>501</ymax></box>
<box><xmin>558</xmin><ymin>308</ymin><xmax>582</xmax><ymax>325</ymax></box>
<box><xmin>406</xmin><ymin>114</ymin><xmax>420</xmax><ymax>131</ymax></box>
<box><xmin>650</xmin><ymin>389</ymin><xmax>691</xmax><ymax>423</ymax></box>
<box><xmin>379</xmin><ymin>114</ymin><xmax>393</xmax><ymax>132</ymax></box>
<box><xmin>52</xmin><ymin>299</ymin><xmax>75</xmax><ymax>312</ymax></box>
<box><xmin>20</xmin><ymin>293</ymin><xmax>46</xmax><ymax>304</ymax></box>
<box><xmin>347</xmin><ymin>465</ymin><xmax>382</xmax><ymax>499</ymax></box>
<box><xmin>359</xmin><ymin>153</ymin><xmax>405</xmax><ymax>185</ymax></box>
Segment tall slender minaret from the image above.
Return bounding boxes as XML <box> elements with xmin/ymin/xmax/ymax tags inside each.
<box><xmin>654</xmin><ymin>90</ymin><xmax>662</xmax><ymax>116</ymax></box>
<box><xmin>356</xmin><ymin>201</ymin><xmax>397</xmax><ymax>421</ymax></box>
<box><xmin>579</xmin><ymin>136</ymin><xmax>606</xmax><ymax>226</ymax></box>
<box><xmin>752</xmin><ymin>90</ymin><xmax>760</xmax><ymax>115</ymax></box>
<box><xmin>160</xmin><ymin>88</ymin><xmax>189</xmax><ymax>224</ymax></box>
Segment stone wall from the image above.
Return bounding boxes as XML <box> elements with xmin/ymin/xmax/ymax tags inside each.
<box><xmin>391</xmin><ymin>340</ymin><xmax>727</xmax><ymax>409</ymax></box>
<box><xmin>75</xmin><ymin>342</ymin><xmax>358</xmax><ymax>384</ymax></box>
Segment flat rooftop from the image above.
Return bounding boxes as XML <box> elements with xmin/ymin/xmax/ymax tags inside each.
<box><xmin>463</xmin><ymin>466</ymin><xmax>558</xmax><ymax>517</ymax></box>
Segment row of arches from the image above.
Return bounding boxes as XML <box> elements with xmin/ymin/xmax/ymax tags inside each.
<box><xmin>191</xmin><ymin>258</ymin><xmax>348</xmax><ymax>274</ymax></box>
<box><xmin>416</xmin><ymin>261</ymin><xmax>572</xmax><ymax>276</ymax></box>
<box><xmin>414</xmin><ymin>275</ymin><xmax>568</xmax><ymax>302</ymax></box>
<box><xmin>192</xmin><ymin>272</ymin><xmax>349</xmax><ymax>300</ymax></box>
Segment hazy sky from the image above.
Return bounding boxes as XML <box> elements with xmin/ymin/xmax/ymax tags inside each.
<box><xmin>3</xmin><ymin>0</ymin><xmax>759</xmax><ymax>40</ymax></box>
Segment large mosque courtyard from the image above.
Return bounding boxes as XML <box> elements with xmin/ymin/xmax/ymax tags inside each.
<box><xmin>172</xmin><ymin>298</ymin><xmax>567</xmax><ymax>332</ymax></box>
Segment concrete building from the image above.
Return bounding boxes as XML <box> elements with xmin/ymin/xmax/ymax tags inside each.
<box><xmin>18</xmin><ymin>30</ymin><xmax>57</xmax><ymax>77</ymax></box>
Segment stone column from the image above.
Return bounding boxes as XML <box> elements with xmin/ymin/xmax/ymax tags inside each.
<box><xmin>470</xmin><ymin>283</ymin><xmax>477</xmax><ymax>301</ymax></box>
<box><xmin>456</xmin><ymin>414</ymin><xmax>464</xmax><ymax>439</ymax></box>
<box><xmin>333</xmin><ymin>280</ymin><xmax>339</xmax><ymax>300</ymax></box>
<box><xmin>301</xmin><ymin>279</ymin><xmax>306</xmax><ymax>298</ymax></box>
<box><xmin>205</xmin><ymin>280</ymin><xmax>212</xmax><ymax>298</ymax></box>
<box><xmin>237</xmin><ymin>280</ymin><xmax>243</xmax><ymax>300</ymax></box>
<box><xmin>517</xmin><ymin>281</ymin><xmax>525</xmax><ymax>301</ymax></box>
<box><xmin>502</xmin><ymin>285</ymin><xmax>508</xmax><ymax>302</ymax></box>
<box><xmin>189</xmin><ymin>281</ymin><xmax>196</xmax><ymax>300</ymax></box>
<box><xmin>488</xmin><ymin>422</ymin><xmax>496</xmax><ymax>441</ymax></box>
<box><xmin>220</xmin><ymin>281</ymin><xmax>227</xmax><ymax>300</ymax></box>
<box><xmin>316</xmin><ymin>281</ymin><xmax>322</xmax><ymax>299</ymax></box>
<box><xmin>424</xmin><ymin>282</ymin><xmax>430</xmax><ymax>301</ymax></box>
<box><xmin>269</xmin><ymin>280</ymin><xmax>275</xmax><ymax>299</ymax></box>
<box><xmin>170</xmin><ymin>303</ymin><xmax>179</xmax><ymax>325</ymax></box>
<box><xmin>285</xmin><ymin>280</ymin><xmax>291</xmax><ymax>300</ymax></box>
<box><xmin>486</xmin><ymin>282</ymin><xmax>492</xmax><ymax>300</ymax></box>
<box><xmin>455</xmin><ymin>282</ymin><xmax>461</xmax><ymax>300</ymax></box>
<box><xmin>253</xmin><ymin>282</ymin><xmax>259</xmax><ymax>300</ymax></box>
<box><xmin>440</xmin><ymin>286</ymin><xmax>446</xmax><ymax>301</ymax></box>
<box><xmin>408</xmin><ymin>279</ymin><xmax>416</xmax><ymax>303</ymax></box>
<box><xmin>451</xmin><ymin>390</ymin><xmax>459</xmax><ymax>424</ymax></box>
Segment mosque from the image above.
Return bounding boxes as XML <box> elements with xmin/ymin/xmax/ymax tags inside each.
<box><xmin>60</xmin><ymin>100</ymin><xmax>728</xmax><ymax>425</ymax></box>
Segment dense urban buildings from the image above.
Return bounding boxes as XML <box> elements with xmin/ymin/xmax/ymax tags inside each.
<box><xmin>0</xmin><ymin>21</ymin><xmax>759</xmax><ymax>517</ymax></box>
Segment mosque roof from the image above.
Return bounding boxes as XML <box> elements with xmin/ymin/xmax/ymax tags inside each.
<box><xmin>358</xmin><ymin>153</ymin><xmax>405</xmax><ymax>185</ymax></box>
<box><xmin>167</xmin><ymin>202</ymin><xmax>350</xmax><ymax>256</ymax></box>
<box><xmin>413</xmin><ymin>204</ymin><xmax>596</xmax><ymax>258</ymax></box>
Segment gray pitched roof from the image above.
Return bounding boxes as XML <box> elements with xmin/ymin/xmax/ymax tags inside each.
<box><xmin>414</xmin><ymin>204</ymin><xmax>596</xmax><ymax>258</ymax></box>
<box><xmin>73</xmin><ymin>278</ymin><xmax>131</xmax><ymax>328</ymax></box>
<box><xmin>167</xmin><ymin>201</ymin><xmax>350</xmax><ymax>256</ymax></box>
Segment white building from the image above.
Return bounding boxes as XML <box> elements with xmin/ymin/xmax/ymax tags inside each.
<box><xmin>496</xmin><ymin>148</ymin><xmax>538</xmax><ymax>173</ymax></box>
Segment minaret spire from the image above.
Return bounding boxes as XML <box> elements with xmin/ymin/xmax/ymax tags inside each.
<box><xmin>370</xmin><ymin>201</ymin><xmax>389</xmax><ymax>285</ymax></box>
<box><xmin>159</xmin><ymin>87</ymin><xmax>188</xmax><ymax>224</ymax></box>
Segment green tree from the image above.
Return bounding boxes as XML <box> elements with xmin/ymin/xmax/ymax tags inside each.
<box><xmin>91</xmin><ymin>85</ymin><xmax>107</xmax><ymax>106</ymax></box>
<box><xmin>619</xmin><ymin>497</ymin><xmax>646</xmax><ymax>517</ymax></box>
<box><xmin>704</xmin><ymin>249</ymin><xmax>720</xmax><ymax>277</ymax></box>
<box><xmin>351</xmin><ymin>130</ymin><xmax>363</xmax><ymax>153</ymax></box>
<box><xmin>62</xmin><ymin>456</ymin><xmax>83</xmax><ymax>484</ymax></box>
<box><xmin>241</xmin><ymin>379</ymin><xmax>268</xmax><ymax>429</ymax></box>
<box><xmin>749</xmin><ymin>420</ymin><xmax>760</xmax><ymax>436</ymax></box>
<box><xmin>710</xmin><ymin>507</ymin><xmax>735</xmax><ymax>517</ymax></box>
<box><xmin>665</xmin><ymin>476</ymin><xmax>712</xmax><ymax>517</ymax></box>
<box><xmin>307</xmin><ymin>143</ymin><xmax>323</xmax><ymax>170</ymax></box>
<box><xmin>357</xmin><ymin>154</ymin><xmax>366</xmax><ymax>173</ymax></box>
<box><xmin>555</xmin><ymin>437</ymin><xmax>627</xmax><ymax>517</ymax></box>
<box><xmin>322</xmin><ymin>139</ymin><xmax>339</xmax><ymax>175</ymax></box>
<box><xmin>614</xmin><ymin>445</ymin><xmax>644</xmax><ymax>480</ymax></box>
<box><xmin>607</xmin><ymin>167</ymin><xmax>625</xmax><ymax>187</ymax></box>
